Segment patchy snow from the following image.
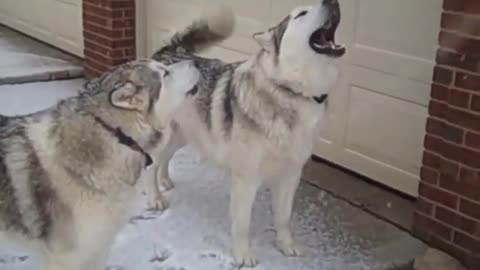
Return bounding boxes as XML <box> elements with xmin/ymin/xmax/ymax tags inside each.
<box><xmin>0</xmin><ymin>26</ymin><xmax>82</xmax><ymax>84</ymax></box>
<box><xmin>0</xmin><ymin>79</ymin><xmax>84</xmax><ymax>116</ymax></box>
<box><xmin>0</xmin><ymin>80</ymin><xmax>426</xmax><ymax>270</ymax></box>
<box><xmin>0</xmin><ymin>148</ymin><xmax>425</xmax><ymax>270</ymax></box>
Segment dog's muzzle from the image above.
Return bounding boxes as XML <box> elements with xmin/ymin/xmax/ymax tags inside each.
<box><xmin>309</xmin><ymin>0</ymin><xmax>346</xmax><ymax>57</ymax></box>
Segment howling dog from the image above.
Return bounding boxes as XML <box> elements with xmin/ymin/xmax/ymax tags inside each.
<box><xmin>148</xmin><ymin>0</ymin><xmax>346</xmax><ymax>267</ymax></box>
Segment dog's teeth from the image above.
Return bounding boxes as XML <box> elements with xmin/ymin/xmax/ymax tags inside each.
<box><xmin>314</xmin><ymin>43</ymin><xmax>328</xmax><ymax>49</ymax></box>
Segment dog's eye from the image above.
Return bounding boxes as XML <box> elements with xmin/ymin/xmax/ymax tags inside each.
<box><xmin>294</xmin><ymin>10</ymin><xmax>308</xmax><ymax>19</ymax></box>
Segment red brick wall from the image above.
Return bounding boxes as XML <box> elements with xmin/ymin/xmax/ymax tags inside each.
<box><xmin>413</xmin><ymin>0</ymin><xmax>480</xmax><ymax>269</ymax></box>
<box><xmin>82</xmin><ymin>0</ymin><xmax>136</xmax><ymax>78</ymax></box>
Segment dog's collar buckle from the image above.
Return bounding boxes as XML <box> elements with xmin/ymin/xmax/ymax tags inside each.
<box><xmin>92</xmin><ymin>115</ymin><xmax>153</xmax><ymax>169</ymax></box>
<box><xmin>312</xmin><ymin>94</ymin><xmax>328</xmax><ymax>105</ymax></box>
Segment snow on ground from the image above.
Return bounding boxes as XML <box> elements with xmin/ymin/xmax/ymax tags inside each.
<box><xmin>0</xmin><ymin>80</ymin><xmax>426</xmax><ymax>270</ymax></box>
<box><xmin>0</xmin><ymin>148</ymin><xmax>425</xmax><ymax>270</ymax></box>
<box><xmin>0</xmin><ymin>79</ymin><xmax>84</xmax><ymax>116</ymax></box>
<box><xmin>0</xmin><ymin>52</ymin><xmax>82</xmax><ymax>83</ymax></box>
<box><xmin>0</xmin><ymin>26</ymin><xmax>82</xmax><ymax>84</ymax></box>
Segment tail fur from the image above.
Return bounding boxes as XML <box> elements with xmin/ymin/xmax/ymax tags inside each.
<box><xmin>154</xmin><ymin>4</ymin><xmax>235</xmax><ymax>54</ymax></box>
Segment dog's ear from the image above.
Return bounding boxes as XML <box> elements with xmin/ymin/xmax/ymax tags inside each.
<box><xmin>109</xmin><ymin>82</ymin><xmax>149</xmax><ymax>111</ymax></box>
<box><xmin>253</xmin><ymin>30</ymin><xmax>274</xmax><ymax>51</ymax></box>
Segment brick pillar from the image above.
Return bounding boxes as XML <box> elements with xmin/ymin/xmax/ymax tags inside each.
<box><xmin>82</xmin><ymin>0</ymin><xmax>136</xmax><ymax>78</ymax></box>
<box><xmin>413</xmin><ymin>0</ymin><xmax>480</xmax><ymax>269</ymax></box>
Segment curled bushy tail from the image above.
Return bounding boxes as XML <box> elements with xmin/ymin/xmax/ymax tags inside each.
<box><xmin>154</xmin><ymin>4</ymin><xmax>235</xmax><ymax>55</ymax></box>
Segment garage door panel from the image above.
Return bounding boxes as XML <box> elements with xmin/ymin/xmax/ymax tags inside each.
<box><xmin>201</xmin><ymin>45</ymin><xmax>249</xmax><ymax>62</ymax></box>
<box><xmin>340</xmin><ymin>149</ymin><xmax>421</xmax><ymax>196</ymax></box>
<box><xmin>146</xmin><ymin>1</ymin><xmax>197</xmax><ymax>55</ymax></box>
<box><xmin>221</xmin><ymin>35</ymin><xmax>259</xmax><ymax>56</ymax></box>
<box><xmin>340</xmin><ymin>0</ymin><xmax>440</xmax><ymax>86</ymax></box>
<box><xmin>27</xmin><ymin>1</ymin><xmax>50</xmax><ymax>30</ymax></box>
<box><xmin>11</xmin><ymin>1</ymin><xmax>29</xmax><ymax>24</ymax></box>
<box><xmin>351</xmin><ymin>45</ymin><xmax>436</xmax><ymax>84</ymax></box>
<box><xmin>317</xmin><ymin>123</ymin><xmax>335</xmax><ymax>147</ymax></box>
<box><xmin>57</xmin><ymin>0</ymin><xmax>80</xmax><ymax>5</ymax></box>
<box><xmin>345</xmin><ymin>86</ymin><xmax>427</xmax><ymax>175</ymax></box>
<box><xmin>0</xmin><ymin>1</ymin><xmax>50</xmax><ymax>41</ymax></box>
<box><xmin>146</xmin><ymin>0</ymin><xmax>266</xmax><ymax>58</ymax></box>
<box><xmin>229</xmin><ymin>0</ymin><xmax>270</xmax><ymax>24</ymax></box>
<box><xmin>314</xmin><ymin>0</ymin><xmax>440</xmax><ymax>196</ymax></box>
<box><xmin>147</xmin><ymin>0</ymin><xmax>198</xmax><ymax>29</ymax></box>
<box><xmin>272</xmin><ymin>0</ymin><xmax>319</xmax><ymax>22</ymax></box>
<box><xmin>351</xmin><ymin>66</ymin><xmax>431</xmax><ymax>106</ymax></box>
<box><xmin>146</xmin><ymin>28</ymin><xmax>170</xmax><ymax>58</ymax></box>
<box><xmin>356</xmin><ymin>0</ymin><xmax>441</xmax><ymax>60</ymax></box>
<box><xmin>53</xmin><ymin>0</ymin><xmax>83</xmax><ymax>46</ymax></box>
<box><xmin>0</xmin><ymin>0</ymin><xmax>83</xmax><ymax>56</ymax></box>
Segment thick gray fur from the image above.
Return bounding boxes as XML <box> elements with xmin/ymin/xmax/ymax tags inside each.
<box><xmin>0</xmin><ymin>59</ymin><xmax>197</xmax><ymax>270</ymax></box>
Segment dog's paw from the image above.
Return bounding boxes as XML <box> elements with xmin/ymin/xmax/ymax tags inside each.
<box><xmin>159</xmin><ymin>177</ymin><xmax>175</xmax><ymax>191</ymax></box>
<box><xmin>148</xmin><ymin>195</ymin><xmax>169</xmax><ymax>212</ymax></box>
<box><xmin>232</xmin><ymin>249</ymin><xmax>258</xmax><ymax>268</ymax></box>
<box><xmin>275</xmin><ymin>240</ymin><xmax>305</xmax><ymax>257</ymax></box>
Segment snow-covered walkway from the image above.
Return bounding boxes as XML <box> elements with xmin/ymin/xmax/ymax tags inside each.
<box><xmin>0</xmin><ymin>142</ymin><xmax>426</xmax><ymax>269</ymax></box>
<box><xmin>0</xmin><ymin>39</ymin><xmax>425</xmax><ymax>269</ymax></box>
<box><xmin>0</xmin><ymin>25</ymin><xmax>82</xmax><ymax>85</ymax></box>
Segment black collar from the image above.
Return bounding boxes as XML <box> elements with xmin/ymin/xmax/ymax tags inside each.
<box><xmin>313</xmin><ymin>94</ymin><xmax>328</xmax><ymax>104</ymax></box>
<box><xmin>92</xmin><ymin>115</ymin><xmax>153</xmax><ymax>168</ymax></box>
<box><xmin>273</xmin><ymin>81</ymin><xmax>329</xmax><ymax>105</ymax></box>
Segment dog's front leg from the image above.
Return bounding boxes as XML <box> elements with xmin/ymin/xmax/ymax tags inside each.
<box><xmin>271</xmin><ymin>166</ymin><xmax>304</xmax><ymax>257</ymax></box>
<box><xmin>230</xmin><ymin>175</ymin><xmax>261</xmax><ymax>268</ymax></box>
<box><xmin>147</xmin><ymin>160</ymin><xmax>168</xmax><ymax>211</ymax></box>
<box><xmin>145</xmin><ymin>161</ymin><xmax>169</xmax><ymax>211</ymax></box>
<box><xmin>146</xmin><ymin>126</ymin><xmax>184</xmax><ymax>211</ymax></box>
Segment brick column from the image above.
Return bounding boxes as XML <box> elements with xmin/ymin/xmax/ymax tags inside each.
<box><xmin>413</xmin><ymin>0</ymin><xmax>480</xmax><ymax>269</ymax></box>
<box><xmin>82</xmin><ymin>0</ymin><xmax>136</xmax><ymax>78</ymax></box>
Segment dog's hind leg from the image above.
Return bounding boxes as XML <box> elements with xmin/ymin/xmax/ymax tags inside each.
<box><xmin>271</xmin><ymin>166</ymin><xmax>304</xmax><ymax>257</ymax></box>
<box><xmin>229</xmin><ymin>173</ymin><xmax>261</xmax><ymax>268</ymax></box>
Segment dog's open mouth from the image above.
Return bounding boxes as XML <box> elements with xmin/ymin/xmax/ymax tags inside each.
<box><xmin>309</xmin><ymin>23</ymin><xmax>345</xmax><ymax>58</ymax></box>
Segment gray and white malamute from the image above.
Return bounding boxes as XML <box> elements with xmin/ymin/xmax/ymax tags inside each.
<box><xmin>0</xmin><ymin>59</ymin><xmax>199</xmax><ymax>270</ymax></box>
<box><xmin>149</xmin><ymin>0</ymin><xmax>346</xmax><ymax>267</ymax></box>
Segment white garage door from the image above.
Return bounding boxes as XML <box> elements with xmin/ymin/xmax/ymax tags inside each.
<box><xmin>0</xmin><ymin>0</ymin><xmax>83</xmax><ymax>57</ymax></box>
<box><xmin>140</xmin><ymin>0</ymin><xmax>442</xmax><ymax>197</ymax></box>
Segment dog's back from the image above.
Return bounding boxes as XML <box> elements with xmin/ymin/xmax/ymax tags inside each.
<box><xmin>0</xmin><ymin>114</ymin><xmax>59</xmax><ymax>242</ymax></box>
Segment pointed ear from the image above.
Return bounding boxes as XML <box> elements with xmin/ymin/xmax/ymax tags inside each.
<box><xmin>109</xmin><ymin>82</ymin><xmax>148</xmax><ymax>111</ymax></box>
<box><xmin>253</xmin><ymin>30</ymin><xmax>273</xmax><ymax>50</ymax></box>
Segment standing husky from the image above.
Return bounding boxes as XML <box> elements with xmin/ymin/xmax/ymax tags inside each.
<box><xmin>0</xmin><ymin>59</ymin><xmax>199</xmax><ymax>270</ymax></box>
<box><xmin>149</xmin><ymin>0</ymin><xmax>346</xmax><ymax>267</ymax></box>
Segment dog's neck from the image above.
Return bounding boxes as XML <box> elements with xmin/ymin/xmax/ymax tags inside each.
<box><xmin>252</xmin><ymin>52</ymin><xmax>329</xmax><ymax>105</ymax></box>
<box><xmin>273</xmin><ymin>82</ymin><xmax>328</xmax><ymax>105</ymax></box>
<box><xmin>91</xmin><ymin>114</ymin><xmax>153</xmax><ymax>168</ymax></box>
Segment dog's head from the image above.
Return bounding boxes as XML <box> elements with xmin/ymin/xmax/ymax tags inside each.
<box><xmin>92</xmin><ymin>59</ymin><xmax>199</xmax><ymax>129</ymax></box>
<box><xmin>253</xmin><ymin>0</ymin><xmax>345</xmax><ymax>97</ymax></box>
